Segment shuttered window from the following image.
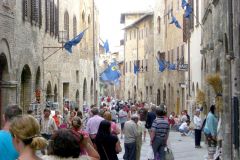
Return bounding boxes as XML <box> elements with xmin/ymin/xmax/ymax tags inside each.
<box><xmin>73</xmin><ymin>16</ymin><xmax>77</xmax><ymax>37</ymax></box>
<box><xmin>45</xmin><ymin>0</ymin><xmax>50</xmax><ymax>32</ymax></box>
<box><xmin>54</xmin><ymin>3</ymin><xmax>59</xmax><ymax>37</ymax></box>
<box><xmin>23</xmin><ymin>0</ymin><xmax>28</xmax><ymax>20</ymax></box>
<box><xmin>39</xmin><ymin>0</ymin><xmax>42</xmax><ymax>27</ymax></box>
<box><xmin>23</xmin><ymin>0</ymin><xmax>41</xmax><ymax>26</ymax></box>
<box><xmin>50</xmin><ymin>0</ymin><xmax>55</xmax><ymax>35</ymax></box>
<box><xmin>64</xmin><ymin>11</ymin><xmax>69</xmax><ymax>40</ymax></box>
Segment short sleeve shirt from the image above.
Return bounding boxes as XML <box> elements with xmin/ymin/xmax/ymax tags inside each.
<box><xmin>0</xmin><ymin>130</ymin><xmax>19</xmax><ymax>160</ymax></box>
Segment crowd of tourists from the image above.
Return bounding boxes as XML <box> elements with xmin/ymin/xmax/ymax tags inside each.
<box><xmin>0</xmin><ymin>96</ymin><xmax>220</xmax><ymax>160</ymax></box>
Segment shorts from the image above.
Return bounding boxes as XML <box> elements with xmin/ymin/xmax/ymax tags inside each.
<box><xmin>121</xmin><ymin>122</ymin><xmax>125</xmax><ymax>130</ymax></box>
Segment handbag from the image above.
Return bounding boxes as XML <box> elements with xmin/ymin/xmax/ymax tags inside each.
<box><xmin>165</xmin><ymin>147</ymin><xmax>174</xmax><ymax>160</ymax></box>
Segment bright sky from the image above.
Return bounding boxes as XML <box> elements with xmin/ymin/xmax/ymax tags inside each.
<box><xmin>95</xmin><ymin>0</ymin><xmax>155</xmax><ymax>52</ymax></box>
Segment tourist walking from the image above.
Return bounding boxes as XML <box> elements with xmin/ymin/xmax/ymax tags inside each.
<box><xmin>123</xmin><ymin>114</ymin><xmax>139</xmax><ymax>160</ymax></box>
<box><xmin>95</xmin><ymin>120</ymin><xmax>122</xmax><ymax>160</ymax></box>
<box><xmin>204</xmin><ymin>105</ymin><xmax>218</xmax><ymax>159</ymax></box>
<box><xmin>150</xmin><ymin>106</ymin><xmax>169</xmax><ymax>160</ymax></box>
<box><xmin>0</xmin><ymin>105</ymin><xmax>22</xmax><ymax>160</ymax></box>
<box><xmin>40</xmin><ymin>108</ymin><xmax>58</xmax><ymax>140</ymax></box>
<box><xmin>86</xmin><ymin>107</ymin><xmax>104</xmax><ymax>142</ymax></box>
<box><xmin>193</xmin><ymin>109</ymin><xmax>202</xmax><ymax>148</ymax></box>
<box><xmin>145</xmin><ymin>105</ymin><xmax>156</xmax><ymax>135</ymax></box>
<box><xmin>118</xmin><ymin>107</ymin><xmax>128</xmax><ymax>139</ymax></box>
<box><xmin>9</xmin><ymin>114</ymin><xmax>47</xmax><ymax>160</ymax></box>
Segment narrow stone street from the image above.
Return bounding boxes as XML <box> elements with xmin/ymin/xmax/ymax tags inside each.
<box><xmin>118</xmin><ymin>131</ymin><xmax>207</xmax><ymax>160</ymax></box>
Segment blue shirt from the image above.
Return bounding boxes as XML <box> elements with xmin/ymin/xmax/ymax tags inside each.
<box><xmin>0</xmin><ymin>130</ymin><xmax>19</xmax><ymax>160</ymax></box>
<box><xmin>204</xmin><ymin>112</ymin><xmax>218</xmax><ymax>136</ymax></box>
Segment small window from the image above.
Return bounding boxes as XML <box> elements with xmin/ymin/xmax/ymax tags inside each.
<box><xmin>76</xmin><ymin>70</ymin><xmax>79</xmax><ymax>83</ymax></box>
<box><xmin>64</xmin><ymin>11</ymin><xmax>69</xmax><ymax>40</ymax></box>
<box><xmin>157</xmin><ymin>16</ymin><xmax>161</xmax><ymax>34</ymax></box>
<box><xmin>73</xmin><ymin>16</ymin><xmax>77</xmax><ymax>37</ymax></box>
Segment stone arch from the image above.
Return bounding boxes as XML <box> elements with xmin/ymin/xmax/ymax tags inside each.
<box><xmin>90</xmin><ymin>78</ymin><xmax>93</xmax><ymax>104</ymax></box>
<box><xmin>35</xmin><ymin>67</ymin><xmax>41</xmax><ymax>103</ymax></box>
<box><xmin>163</xmin><ymin>84</ymin><xmax>166</xmax><ymax>104</ymax></box>
<box><xmin>0</xmin><ymin>38</ymin><xmax>12</xmax><ymax>69</ymax></box>
<box><xmin>83</xmin><ymin>78</ymin><xmax>87</xmax><ymax>102</ymax></box>
<box><xmin>157</xmin><ymin>89</ymin><xmax>161</xmax><ymax>105</ymax></box>
<box><xmin>54</xmin><ymin>84</ymin><xmax>57</xmax><ymax>102</ymax></box>
<box><xmin>76</xmin><ymin>89</ymin><xmax>80</xmax><ymax>107</ymax></box>
<box><xmin>46</xmin><ymin>81</ymin><xmax>52</xmax><ymax>101</ymax></box>
<box><xmin>20</xmin><ymin>64</ymin><xmax>32</xmax><ymax>113</ymax></box>
<box><xmin>0</xmin><ymin>53</ymin><xmax>10</xmax><ymax>126</ymax></box>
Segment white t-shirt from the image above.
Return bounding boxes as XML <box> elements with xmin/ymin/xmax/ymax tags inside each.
<box><xmin>179</xmin><ymin>122</ymin><xmax>188</xmax><ymax>130</ymax></box>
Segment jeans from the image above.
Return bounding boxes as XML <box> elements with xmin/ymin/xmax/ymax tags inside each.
<box><xmin>123</xmin><ymin>142</ymin><xmax>136</xmax><ymax>160</ymax></box>
<box><xmin>152</xmin><ymin>137</ymin><xmax>166</xmax><ymax>160</ymax></box>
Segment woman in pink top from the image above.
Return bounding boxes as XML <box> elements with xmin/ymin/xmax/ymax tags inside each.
<box><xmin>103</xmin><ymin>111</ymin><xmax>120</xmax><ymax>135</ymax></box>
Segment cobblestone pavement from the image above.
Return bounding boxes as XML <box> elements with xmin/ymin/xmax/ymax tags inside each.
<box><xmin>118</xmin><ymin>131</ymin><xmax>208</xmax><ymax>160</ymax></box>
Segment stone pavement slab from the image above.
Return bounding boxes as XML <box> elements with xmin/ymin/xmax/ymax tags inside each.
<box><xmin>169</xmin><ymin>131</ymin><xmax>208</xmax><ymax>160</ymax></box>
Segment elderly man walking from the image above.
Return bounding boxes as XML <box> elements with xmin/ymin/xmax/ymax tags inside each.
<box><xmin>123</xmin><ymin>114</ymin><xmax>139</xmax><ymax>160</ymax></box>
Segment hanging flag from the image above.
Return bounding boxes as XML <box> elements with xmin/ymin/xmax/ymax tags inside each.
<box><xmin>169</xmin><ymin>16</ymin><xmax>182</xmax><ymax>29</ymax></box>
<box><xmin>184</xmin><ymin>4</ymin><xmax>193</xmax><ymax>18</ymax></box>
<box><xmin>182</xmin><ymin>0</ymin><xmax>188</xmax><ymax>9</ymax></box>
<box><xmin>100</xmin><ymin>62</ymin><xmax>121</xmax><ymax>82</ymax></box>
<box><xmin>168</xmin><ymin>63</ymin><xmax>176</xmax><ymax>70</ymax></box>
<box><xmin>64</xmin><ymin>29</ymin><xmax>87</xmax><ymax>53</ymax></box>
<box><xmin>103</xmin><ymin>40</ymin><xmax>110</xmax><ymax>53</ymax></box>
<box><xmin>134</xmin><ymin>63</ymin><xmax>140</xmax><ymax>75</ymax></box>
<box><xmin>156</xmin><ymin>57</ymin><xmax>166</xmax><ymax>72</ymax></box>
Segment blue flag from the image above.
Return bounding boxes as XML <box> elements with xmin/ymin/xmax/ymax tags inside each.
<box><xmin>184</xmin><ymin>4</ymin><xmax>193</xmax><ymax>18</ymax></box>
<box><xmin>168</xmin><ymin>63</ymin><xmax>176</xmax><ymax>70</ymax></box>
<box><xmin>156</xmin><ymin>58</ymin><xmax>166</xmax><ymax>72</ymax></box>
<box><xmin>64</xmin><ymin>29</ymin><xmax>87</xmax><ymax>53</ymax></box>
<box><xmin>100</xmin><ymin>62</ymin><xmax>121</xmax><ymax>82</ymax></box>
<box><xmin>182</xmin><ymin>0</ymin><xmax>187</xmax><ymax>9</ymax></box>
<box><xmin>134</xmin><ymin>63</ymin><xmax>139</xmax><ymax>74</ymax></box>
<box><xmin>169</xmin><ymin>16</ymin><xmax>181</xmax><ymax>29</ymax></box>
<box><xmin>104</xmin><ymin>40</ymin><xmax>110</xmax><ymax>53</ymax></box>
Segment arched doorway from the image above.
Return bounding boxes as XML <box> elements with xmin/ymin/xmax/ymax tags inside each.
<box><xmin>157</xmin><ymin>89</ymin><xmax>161</xmax><ymax>105</ymax></box>
<box><xmin>0</xmin><ymin>53</ymin><xmax>10</xmax><ymax>126</ymax></box>
<box><xmin>46</xmin><ymin>81</ymin><xmax>52</xmax><ymax>101</ymax></box>
<box><xmin>134</xmin><ymin>86</ymin><xmax>137</xmax><ymax>102</ymax></box>
<box><xmin>128</xmin><ymin>91</ymin><xmax>130</xmax><ymax>100</ymax></box>
<box><xmin>54</xmin><ymin>84</ymin><xmax>57</xmax><ymax>102</ymax></box>
<box><xmin>140</xmin><ymin>91</ymin><xmax>143</xmax><ymax>102</ymax></box>
<box><xmin>20</xmin><ymin>65</ymin><xmax>32</xmax><ymax>113</ymax></box>
<box><xmin>83</xmin><ymin>78</ymin><xmax>87</xmax><ymax>103</ymax></box>
<box><xmin>76</xmin><ymin>90</ymin><xmax>79</xmax><ymax>107</ymax></box>
<box><xmin>90</xmin><ymin>79</ymin><xmax>93</xmax><ymax>104</ymax></box>
<box><xmin>163</xmin><ymin>84</ymin><xmax>166</xmax><ymax>104</ymax></box>
<box><xmin>35</xmin><ymin>67</ymin><xmax>41</xmax><ymax>103</ymax></box>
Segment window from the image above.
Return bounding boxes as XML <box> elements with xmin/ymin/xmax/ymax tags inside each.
<box><xmin>45</xmin><ymin>0</ymin><xmax>50</xmax><ymax>32</ymax></box>
<box><xmin>177</xmin><ymin>47</ymin><xmax>179</xmax><ymax>62</ymax></box>
<box><xmin>167</xmin><ymin>51</ymin><xmax>170</xmax><ymax>62</ymax></box>
<box><xmin>50</xmin><ymin>0</ymin><xmax>54</xmax><ymax>35</ymax></box>
<box><xmin>88</xmin><ymin>14</ymin><xmax>91</xmax><ymax>24</ymax></box>
<box><xmin>54</xmin><ymin>4</ymin><xmax>59</xmax><ymax>37</ymax></box>
<box><xmin>171</xmin><ymin>49</ymin><xmax>174</xmax><ymax>63</ymax></box>
<box><xmin>189</xmin><ymin>0</ymin><xmax>194</xmax><ymax>30</ymax></box>
<box><xmin>134</xmin><ymin>29</ymin><xmax>136</xmax><ymax>39</ymax></box>
<box><xmin>76</xmin><ymin>70</ymin><xmax>79</xmax><ymax>83</ymax></box>
<box><xmin>82</xmin><ymin>11</ymin><xmax>85</xmax><ymax>23</ymax></box>
<box><xmin>64</xmin><ymin>11</ymin><xmax>69</xmax><ymax>40</ymax></box>
<box><xmin>73</xmin><ymin>16</ymin><xmax>77</xmax><ymax>37</ymax></box>
<box><xmin>130</xmin><ymin>30</ymin><xmax>132</xmax><ymax>40</ymax></box>
<box><xmin>23</xmin><ymin>0</ymin><xmax>42</xmax><ymax>26</ymax></box>
<box><xmin>130</xmin><ymin>61</ymin><xmax>131</xmax><ymax>72</ymax></box>
<box><xmin>125</xmin><ymin>62</ymin><xmax>128</xmax><ymax>72</ymax></box>
<box><xmin>145</xmin><ymin>59</ymin><xmax>148</xmax><ymax>71</ymax></box>
<box><xmin>196</xmin><ymin>0</ymin><xmax>199</xmax><ymax>26</ymax></box>
<box><xmin>157</xmin><ymin>16</ymin><xmax>161</xmax><ymax>34</ymax></box>
<box><xmin>181</xmin><ymin>45</ymin><xmax>185</xmax><ymax>62</ymax></box>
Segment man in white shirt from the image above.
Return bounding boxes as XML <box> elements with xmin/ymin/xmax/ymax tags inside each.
<box><xmin>193</xmin><ymin>109</ymin><xmax>202</xmax><ymax>148</ymax></box>
<box><xmin>179</xmin><ymin>119</ymin><xmax>190</xmax><ymax>136</ymax></box>
<box><xmin>40</xmin><ymin>108</ymin><xmax>58</xmax><ymax>140</ymax></box>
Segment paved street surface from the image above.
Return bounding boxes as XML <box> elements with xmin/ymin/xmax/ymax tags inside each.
<box><xmin>118</xmin><ymin>131</ymin><xmax>207</xmax><ymax>160</ymax></box>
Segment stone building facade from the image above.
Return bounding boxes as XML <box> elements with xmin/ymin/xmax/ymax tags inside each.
<box><xmin>153</xmin><ymin>0</ymin><xmax>186</xmax><ymax>114</ymax></box>
<box><xmin>121</xmin><ymin>12</ymin><xmax>154</xmax><ymax>103</ymax></box>
<box><xmin>0</xmin><ymin>0</ymin><xmax>99</xmax><ymax>125</ymax></box>
<box><xmin>201</xmin><ymin>0</ymin><xmax>239</xmax><ymax>159</ymax></box>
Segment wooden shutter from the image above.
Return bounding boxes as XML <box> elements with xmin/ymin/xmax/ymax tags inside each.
<box><xmin>45</xmin><ymin>0</ymin><xmax>49</xmax><ymax>32</ymax></box>
<box><xmin>55</xmin><ymin>4</ymin><xmax>59</xmax><ymax>37</ymax></box>
<box><xmin>50</xmin><ymin>0</ymin><xmax>54</xmax><ymax>35</ymax></box>
<box><xmin>39</xmin><ymin>0</ymin><xmax>42</xmax><ymax>27</ymax></box>
<box><xmin>23</xmin><ymin>0</ymin><xmax>28</xmax><ymax>20</ymax></box>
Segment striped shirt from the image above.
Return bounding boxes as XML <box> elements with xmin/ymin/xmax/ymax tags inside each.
<box><xmin>151</xmin><ymin>117</ymin><xmax>169</xmax><ymax>138</ymax></box>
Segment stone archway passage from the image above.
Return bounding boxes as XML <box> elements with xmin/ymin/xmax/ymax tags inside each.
<box><xmin>20</xmin><ymin>65</ymin><xmax>32</xmax><ymax>113</ymax></box>
<box><xmin>46</xmin><ymin>81</ymin><xmax>52</xmax><ymax>102</ymax></box>
<box><xmin>0</xmin><ymin>53</ymin><xmax>10</xmax><ymax>127</ymax></box>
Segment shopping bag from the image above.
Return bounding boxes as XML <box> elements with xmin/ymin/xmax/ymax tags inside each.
<box><xmin>165</xmin><ymin>147</ymin><xmax>174</xmax><ymax>160</ymax></box>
